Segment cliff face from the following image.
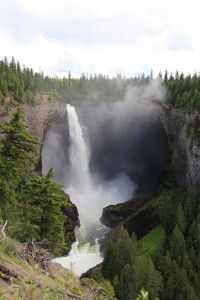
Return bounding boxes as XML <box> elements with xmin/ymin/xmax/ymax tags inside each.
<box><xmin>101</xmin><ymin>108</ymin><xmax>200</xmax><ymax>234</ymax></box>
<box><xmin>0</xmin><ymin>97</ymin><xmax>66</xmax><ymax>140</ymax></box>
<box><xmin>22</xmin><ymin>98</ymin><xmax>66</xmax><ymax>140</ymax></box>
<box><xmin>160</xmin><ymin>107</ymin><xmax>200</xmax><ymax>188</ymax></box>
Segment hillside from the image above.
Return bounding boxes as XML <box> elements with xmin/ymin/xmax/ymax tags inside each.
<box><xmin>0</xmin><ymin>237</ymin><xmax>115</xmax><ymax>300</ymax></box>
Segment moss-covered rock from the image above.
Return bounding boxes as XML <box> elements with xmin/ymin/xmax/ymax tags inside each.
<box><xmin>100</xmin><ymin>188</ymin><xmax>161</xmax><ymax>240</ymax></box>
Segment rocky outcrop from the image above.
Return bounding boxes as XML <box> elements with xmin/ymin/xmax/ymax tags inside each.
<box><xmin>61</xmin><ymin>201</ymin><xmax>80</xmax><ymax>254</ymax></box>
<box><xmin>100</xmin><ymin>189</ymin><xmax>160</xmax><ymax>239</ymax></box>
<box><xmin>100</xmin><ymin>205</ymin><xmax>125</xmax><ymax>228</ymax></box>
<box><xmin>160</xmin><ymin>107</ymin><xmax>200</xmax><ymax>188</ymax></box>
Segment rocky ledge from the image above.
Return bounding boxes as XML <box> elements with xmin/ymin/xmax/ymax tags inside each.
<box><xmin>100</xmin><ymin>190</ymin><xmax>160</xmax><ymax>240</ymax></box>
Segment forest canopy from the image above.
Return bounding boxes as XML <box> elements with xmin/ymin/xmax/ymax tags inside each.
<box><xmin>1</xmin><ymin>57</ymin><xmax>200</xmax><ymax>112</ymax></box>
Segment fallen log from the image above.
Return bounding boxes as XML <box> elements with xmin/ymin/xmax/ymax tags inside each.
<box><xmin>0</xmin><ymin>262</ymin><xmax>22</xmax><ymax>278</ymax></box>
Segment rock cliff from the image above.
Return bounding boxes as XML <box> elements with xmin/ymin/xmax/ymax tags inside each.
<box><xmin>0</xmin><ymin>96</ymin><xmax>66</xmax><ymax>140</ymax></box>
<box><xmin>23</xmin><ymin>97</ymin><xmax>66</xmax><ymax>140</ymax></box>
<box><xmin>160</xmin><ymin>107</ymin><xmax>200</xmax><ymax>188</ymax></box>
<box><xmin>101</xmin><ymin>107</ymin><xmax>200</xmax><ymax>234</ymax></box>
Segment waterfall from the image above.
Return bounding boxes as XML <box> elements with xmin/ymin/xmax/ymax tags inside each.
<box><xmin>67</xmin><ymin>104</ymin><xmax>90</xmax><ymax>192</ymax></box>
<box><xmin>66</xmin><ymin>103</ymin><xmax>100</xmax><ymax>227</ymax></box>
<box><xmin>55</xmin><ymin>104</ymin><xmax>104</xmax><ymax>275</ymax></box>
<box><xmin>54</xmin><ymin>103</ymin><xmax>135</xmax><ymax>276</ymax></box>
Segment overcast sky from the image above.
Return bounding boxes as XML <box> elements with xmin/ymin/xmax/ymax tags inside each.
<box><xmin>0</xmin><ymin>0</ymin><xmax>200</xmax><ymax>77</ymax></box>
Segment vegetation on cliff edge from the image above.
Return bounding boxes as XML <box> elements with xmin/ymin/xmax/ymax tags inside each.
<box><xmin>0</xmin><ymin>107</ymin><xmax>71</xmax><ymax>255</ymax></box>
<box><xmin>100</xmin><ymin>180</ymin><xmax>200</xmax><ymax>300</ymax></box>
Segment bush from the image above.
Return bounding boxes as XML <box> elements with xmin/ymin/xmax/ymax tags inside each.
<box><xmin>0</xmin><ymin>238</ymin><xmax>17</xmax><ymax>257</ymax></box>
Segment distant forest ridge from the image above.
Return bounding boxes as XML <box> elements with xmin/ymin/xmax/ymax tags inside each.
<box><xmin>0</xmin><ymin>56</ymin><xmax>200</xmax><ymax>111</ymax></box>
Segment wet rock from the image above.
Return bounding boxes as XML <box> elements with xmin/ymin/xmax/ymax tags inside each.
<box><xmin>61</xmin><ymin>198</ymin><xmax>80</xmax><ymax>255</ymax></box>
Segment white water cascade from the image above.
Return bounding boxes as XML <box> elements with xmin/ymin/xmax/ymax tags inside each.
<box><xmin>55</xmin><ymin>104</ymin><xmax>135</xmax><ymax>276</ymax></box>
<box><xmin>67</xmin><ymin>104</ymin><xmax>91</xmax><ymax>193</ymax></box>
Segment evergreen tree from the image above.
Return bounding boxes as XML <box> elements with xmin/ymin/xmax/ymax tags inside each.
<box><xmin>145</xmin><ymin>259</ymin><xmax>163</xmax><ymax>300</ymax></box>
<box><xmin>0</xmin><ymin>107</ymin><xmax>41</xmax><ymax>167</ymax></box>
<box><xmin>17</xmin><ymin>168</ymin><xmax>69</xmax><ymax>255</ymax></box>
<box><xmin>0</xmin><ymin>108</ymin><xmax>40</xmax><ymax>218</ymax></box>
<box><xmin>0</xmin><ymin>109</ymin><xmax>70</xmax><ymax>256</ymax></box>
<box><xmin>176</xmin><ymin>203</ymin><xmax>186</xmax><ymax>233</ymax></box>
<box><xmin>102</xmin><ymin>240</ymin><xmax>116</xmax><ymax>280</ymax></box>
<box><xmin>120</xmin><ymin>264</ymin><xmax>134</xmax><ymax>300</ymax></box>
<box><xmin>170</xmin><ymin>225</ymin><xmax>186</xmax><ymax>264</ymax></box>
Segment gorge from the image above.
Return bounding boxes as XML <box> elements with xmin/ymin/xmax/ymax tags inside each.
<box><xmin>1</xmin><ymin>57</ymin><xmax>200</xmax><ymax>298</ymax></box>
<box><xmin>3</xmin><ymin>88</ymin><xmax>198</xmax><ymax>280</ymax></box>
<box><xmin>41</xmin><ymin>95</ymin><xmax>170</xmax><ymax>274</ymax></box>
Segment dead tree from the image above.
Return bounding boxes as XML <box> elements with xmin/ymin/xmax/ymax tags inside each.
<box><xmin>20</xmin><ymin>238</ymin><xmax>54</xmax><ymax>272</ymax></box>
<box><xmin>0</xmin><ymin>220</ymin><xmax>7</xmax><ymax>242</ymax></box>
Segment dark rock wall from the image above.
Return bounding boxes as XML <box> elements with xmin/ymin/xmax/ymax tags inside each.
<box><xmin>160</xmin><ymin>107</ymin><xmax>200</xmax><ymax>188</ymax></box>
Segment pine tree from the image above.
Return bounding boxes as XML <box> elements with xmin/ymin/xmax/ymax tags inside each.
<box><xmin>120</xmin><ymin>264</ymin><xmax>134</xmax><ymax>300</ymax></box>
<box><xmin>170</xmin><ymin>225</ymin><xmax>186</xmax><ymax>264</ymax></box>
<box><xmin>17</xmin><ymin>168</ymin><xmax>69</xmax><ymax>255</ymax></box>
<box><xmin>102</xmin><ymin>226</ymin><xmax>138</xmax><ymax>297</ymax></box>
<box><xmin>176</xmin><ymin>203</ymin><xmax>186</xmax><ymax>233</ymax></box>
<box><xmin>0</xmin><ymin>108</ymin><xmax>41</xmax><ymax>213</ymax></box>
<box><xmin>0</xmin><ymin>107</ymin><xmax>41</xmax><ymax>167</ymax></box>
<box><xmin>102</xmin><ymin>240</ymin><xmax>116</xmax><ymax>280</ymax></box>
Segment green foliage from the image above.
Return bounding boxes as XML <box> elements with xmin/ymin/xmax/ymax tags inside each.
<box><xmin>7</xmin><ymin>171</ymin><xmax>69</xmax><ymax>256</ymax></box>
<box><xmin>1</xmin><ymin>59</ymin><xmax>200</xmax><ymax>300</ymax></box>
<box><xmin>102</xmin><ymin>226</ymin><xmax>136</xmax><ymax>281</ymax></box>
<box><xmin>102</xmin><ymin>183</ymin><xmax>200</xmax><ymax>300</ymax></box>
<box><xmin>164</xmin><ymin>72</ymin><xmax>200</xmax><ymax>112</ymax></box>
<box><xmin>136</xmin><ymin>289</ymin><xmax>149</xmax><ymax>300</ymax></box>
<box><xmin>0</xmin><ymin>238</ymin><xmax>16</xmax><ymax>257</ymax></box>
<box><xmin>153</xmin><ymin>186</ymin><xmax>200</xmax><ymax>299</ymax></box>
<box><xmin>0</xmin><ymin>109</ymin><xmax>70</xmax><ymax>256</ymax></box>
<box><xmin>153</xmin><ymin>187</ymin><xmax>185</xmax><ymax>234</ymax></box>
<box><xmin>119</xmin><ymin>263</ymin><xmax>134</xmax><ymax>300</ymax></box>
<box><xmin>0</xmin><ymin>57</ymin><xmax>155</xmax><ymax>106</ymax></box>
<box><xmin>0</xmin><ymin>264</ymin><xmax>86</xmax><ymax>300</ymax></box>
<box><xmin>1</xmin><ymin>57</ymin><xmax>200</xmax><ymax>113</ymax></box>
<box><xmin>136</xmin><ymin>288</ymin><xmax>159</xmax><ymax>300</ymax></box>
<box><xmin>102</xmin><ymin>226</ymin><xmax>162</xmax><ymax>300</ymax></box>
<box><xmin>139</xmin><ymin>226</ymin><xmax>166</xmax><ymax>258</ymax></box>
<box><xmin>81</xmin><ymin>277</ymin><xmax>115</xmax><ymax>299</ymax></box>
<box><xmin>0</xmin><ymin>107</ymin><xmax>41</xmax><ymax>165</ymax></box>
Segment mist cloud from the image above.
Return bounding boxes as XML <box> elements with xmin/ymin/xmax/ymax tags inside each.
<box><xmin>78</xmin><ymin>80</ymin><xmax>168</xmax><ymax>194</ymax></box>
<box><xmin>42</xmin><ymin>80</ymin><xmax>169</xmax><ymax>202</ymax></box>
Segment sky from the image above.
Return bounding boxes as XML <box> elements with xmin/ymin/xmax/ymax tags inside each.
<box><xmin>0</xmin><ymin>0</ymin><xmax>200</xmax><ymax>77</ymax></box>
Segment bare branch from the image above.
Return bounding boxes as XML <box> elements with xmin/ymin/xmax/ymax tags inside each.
<box><xmin>20</xmin><ymin>238</ymin><xmax>54</xmax><ymax>272</ymax></box>
<box><xmin>0</xmin><ymin>220</ymin><xmax>7</xmax><ymax>242</ymax></box>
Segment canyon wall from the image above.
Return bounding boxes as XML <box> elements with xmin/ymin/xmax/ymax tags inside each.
<box><xmin>23</xmin><ymin>98</ymin><xmax>66</xmax><ymax>140</ymax></box>
<box><xmin>1</xmin><ymin>99</ymin><xmax>200</xmax><ymax>190</ymax></box>
<box><xmin>160</xmin><ymin>107</ymin><xmax>200</xmax><ymax>188</ymax></box>
<box><xmin>0</xmin><ymin>97</ymin><xmax>66</xmax><ymax>140</ymax></box>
